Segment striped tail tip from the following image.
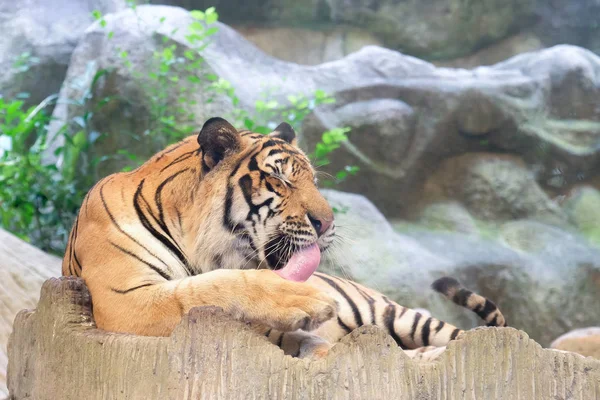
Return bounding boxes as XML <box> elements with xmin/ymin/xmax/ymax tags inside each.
<box><xmin>431</xmin><ymin>276</ymin><xmax>507</xmax><ymax>328</ymax></box>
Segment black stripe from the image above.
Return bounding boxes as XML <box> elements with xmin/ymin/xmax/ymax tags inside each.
<box><xmin>348</xmin><ymin>281</ymin><xmax>376</xmax><ymax>325</ymax></box>
<box><xmin>239</xmin><ymin>174</ymin><xmax>274</xmax><ymax>222</ymax></box>
<box><xmin>489</xmin><ymin>314</ymin><xmax>499</xmax><ymax>327</ymax></box>
<box><xmin>99</xmin><ymin>182</ymin><xmax>171</xmax><ymax>269</ymax></box>
<box><xmin>112</xmin><ymin>283</ymin><xmax>154</xmax><ymax>294</ymax></box>
<box><xmin>454</xmin><ymin>289</ymin><xmax>473</xmax><ymax>307</ymax></box>
<box><xmin>134</xmin><ymin>180</ymin><xmax>187</xmax><ymax>267</ymax></box>
<box><xmin>155</xmin><ymin>168</ymin><xmax>189</xmax><ymax>225</ymax></box>
<box><xmin>157</xmin><ymin>140</ymin><xmax>188</xmax><ymax>160</ymax></box>
<box><xmin>337</xmin><ymin>316</ymin><xmax>352</xmax><ymax>333</ymax></box>
<box><xmin>410</xmin><ymin>313</ymin><xmax>422</xmax><ymax>343</ymax></box>
<box><xmin>154</xmin><ymin>169</ymin><xmax>192</xmax><ymax>275</ymax></box>
<box><xmin>398</xmin><ymin>307</ymin><xmax>408</xmax><ymax>319</ymax></box>
<box><xmin>66</xmin><ymin>222</ymin><xmax>75</xmax><ymax>276</ymax></box>
<box><xmin>110</xmin><ymin>242</ymin><xmax>172</xmax><ymax>280</ymax></box>
<box><xmin>450</xmin><ymin>328</ymin><xmax>460</xmax><ymax>340</ymax></box>
<box><xmin>435</xmin><ymin>320</ymin><xmax>445</xmax><ymax>333</ymax></box>
<box><xmin>160</xmin><ymin>149</ymin><xmax>199</xmax><ymax>172</ymax></box>
<box><xmin>73</xmin><ymin>250</ymin><xmax>83</xmax><ymax>275</ymax></box>
<box><xmin>383</xmin><ymin>304</ymin><xmax>406</xmax><ymax>349</ymax></box>
<box><xmin>277</xmin><ymin>333</ymin><xmax>284</xmax><ymax>347</ymax></box>
<box><xmin>421</xmin><ymin>317</ymin><xmax>432</xmax><ymax>347</ymax></box>
<box><xmin>222</xmin><ymin>183</ymin><xmax>245</xmax><ymax>234</ymax></box>
<box><xmin>176</xmin><ymin>208</ymin><xmax>183</xmax><ymax>234</ymax></box>
<box><xmin>478</xmin><ymin>299</ymin><xmax>498</xmax><ymax>321</ymax></box>
<box><xmin>267</xmin><ymin>149</ymin><xmax>284</xmax><ymax>157</ymax></box>
<box><xmin>265</xmin><ymin>329</ymin><xmax>272</xmax><ymax>338</ymax></box>
<box><xmin>315</xmin><ymin>274</ymin><xmax>363</xmax><ymax>327</ymax></box>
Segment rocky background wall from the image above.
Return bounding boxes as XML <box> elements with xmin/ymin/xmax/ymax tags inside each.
<box><xmin>2</xmin><ymin>0</ymin><xmax>600</xmax><ymax>398</ymax></box>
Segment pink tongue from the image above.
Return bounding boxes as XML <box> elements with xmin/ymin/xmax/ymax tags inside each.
<box><xmin>275</xmin><ymin>243</ymin><xmax>321</xmax><ymax>282</ymax></box>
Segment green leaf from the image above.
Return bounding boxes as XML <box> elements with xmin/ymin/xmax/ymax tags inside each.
<box><xmin>205</xmin><ymin>26</ymin><xmax>219</xmax><ymax>36</ymax></box>
<box><xmin>189</xmin><ymin>21</ymin><xmax>205</xmax><ymax>32</ymax></box>
<box><xmin>190</xmin><ymin>10</ymin><xmax>205</xmax><ymax>20</ymax></box>
<box><xmin>244</xmin><ymin>118</ymin><xmax>254</xmax><ymax>130</ymax></box>
<box><xmin>206</xmin><ymin>11</ymin><xmax>219</xmax><ymax>25</ymax></box>
<box><xmin>184</xmin><ymin>50</ymin><xmax>196</xmax><ymax>60</ymax></box>
<box><xmin>92</xmin><ymin>10</ymin><xmax>102</xmax><ymax>20</ymax></box>
<box><xmin>72</xmin><ymin>131</ymin><xmax>87</xmax><ymax>148</ymax></box>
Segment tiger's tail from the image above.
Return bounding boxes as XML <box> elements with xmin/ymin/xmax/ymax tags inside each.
<box><xmin>432</xmin><ymin>277</ymin><xmax>507</xmax><ymax>327</ymax></box>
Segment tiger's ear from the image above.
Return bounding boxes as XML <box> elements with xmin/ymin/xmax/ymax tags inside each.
<box><xmin>269</xmin><ymin>122</ymin><xmax>297</xmax><ymax>147</ymax></box>
<box><xmin>197</xmin><ymin>117</ymin><xmax>241</xmax><ymax>173</ymax></box>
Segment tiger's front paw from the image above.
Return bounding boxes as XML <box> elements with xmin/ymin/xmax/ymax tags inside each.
<box><xmin>244</xmin><ymin>270</ymin><xmax>338</xmax><ymax>332</ymax></box>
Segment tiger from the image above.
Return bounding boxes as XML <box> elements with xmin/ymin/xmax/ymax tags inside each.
<box><xmin>62</xmin><ymin>117</ymin><xmax>506</xmax><ymax>360</ymax></box>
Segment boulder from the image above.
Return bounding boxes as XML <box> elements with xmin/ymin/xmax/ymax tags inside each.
<box><xmin>304</xmin><ymin>45</ymin><xmax>600</xmax><ymax>217</ymax></box>
<box><xmin>434</xmin><ymin>31</ymin><xmax>544</xmax><ymax>69</ymax></box>
<box><xmin>160</xmin><ymin>0</ymin><xmax>536</xmax><ymax>61</ymax></box>
<box><xmin>46</xmin><ymin>5</ymin><xmax>600</xmax><ymax>220</ymax></box>
<box><xmin>422</xmin><ymin>153</ymin><xmax>567</xmax><ymax>223</ymax></box>
<box><xmin>0</xmin><ymin>228</ymin><xmax>62</xmax><ymax>397</ymax></box>
<box><xmin>151</xmin><ymin>0</ymin><xmax>331</xmax><ymax>27</ymax></box>
<box><xmin>0</xmin><ymin>0</ymin><xmax>126</xmax><ymax>106</ymax></box>
<box><xmin>232</xmin><ymin>25</ymin><xmax>381</xmax><ymax>65</ymax></box>
<box><xmin>562</xmin><ymin>185</ymin><xmax>600</xmax><ymax>243</ymax></box>
<box><xmin>323</xmin><ymin>190</ymin><xmax>600</xmax><ymax>347</ymax></box>
<box><xmin>327</xmin><ymin>0</ymin><xmax>536</xmax><ymax>60</ymax></box>
<box><xmin>534</xmin><ymin>0</ymin><xmax>600</xmax><ymax>54</ymax></box>
<box><xmin>416</xmin><ymin>202</ymin><xmax>478</xmax><ymax>235</ymax></box>
<box><xmin>551</xmin><ymin>327</ymin><xmax>600</xmax><ymax>359</ymax></box>
<box><xmin>8</xmin><ymin>277</ymin><xmax>600</xmax><ymax>399</ymax></box>
<box><xmin>44</xmin><ymin>5</ymin><xmax>434</xmax><ymax>173</ymax></box>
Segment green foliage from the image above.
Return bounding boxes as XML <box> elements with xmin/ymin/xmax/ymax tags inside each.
<box><xmin>0</xmin><ymin>98</ymin><xmax>87</xmax><ymax>253</ymax></box>
<box><xmin>0</xmin><ymin>6</ymin><xmax>358</xmax><ymax>254</ymax></box>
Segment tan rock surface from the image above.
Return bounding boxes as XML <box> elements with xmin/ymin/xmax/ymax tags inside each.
<box><xmin>0</xmin><ymin>229</ymin><xmax>61</xmax><ymax>398</ymax></box>
<box><xmin>8</xmin><ymin>277</ymin><xmax>600</xmax><ymax>399</ymax></box>
<box><xmin>551</xmin><ymin>327</ymin><xmax>600</xmax><ymax>359</ymax></box>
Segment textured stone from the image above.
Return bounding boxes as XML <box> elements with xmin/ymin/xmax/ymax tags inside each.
<box><xmin>8</xmin><ymin>277</ymin><xmax>600</xmax><ymax>399</ymax></box>
<box><xmin>562</xmin><ymin>185</ymin><xmax>600</xmax><ymax>243</ymax></box>
<box><xmin>233</xmin><ymin>25</ymin><xmax>381</xmax><ymax>65</ymax></box>
<box><xmin>303</xmin><ymin>45</ymin><xmax>600</xmax><ymax>217</ymax></box>
<box><xmin>422</xmin><ymin>153</ymin><xmax>567</xmax><ymax>223</ymax></box>
<box><xmin>327</xmin><ymin>0</ymin><xmax>536</xmax><ymax>60</ymax></box>
<box><xmin>323</xmin><ymin>190</ymin><xmax>600</xmax><ymax>347</ymax></box>
<box><xmin>417</xmin><ymin>202</ymin><xmax>478</xmax><ymax>235</ymax></box>
<box><xmin>435</xmin><ymin>31</ymin><xmax>544</xmax><ymax>69</ymax></box>
<box><xmin>551</xmin><ymin>327</ymin><xmax>600</xmax><ymax>359</ymax></box>
<box><xmin>0</xmin><ymin>229</ymin><xmax>62</xmax><ymax>397</ymax></box>
<box><xmin>534</xmin><ymin>0</ymin><xmax>600</xmax><ymax>54</ymax></box>
<box><xmin>45</xmin><ymin>5</ymin><xmax>600</xmax><ymax>220</ymax></box>
<box><xmin>0</xmin><ymin>0</ymin><xmax>126</xmax><ymax>106</ymax></box>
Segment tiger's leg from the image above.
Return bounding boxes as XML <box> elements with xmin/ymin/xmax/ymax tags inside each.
<box><xmin>86</xmin><ymin>268</ymin><xmax>338</xmax><ymax>337</ymax></box>
<box><xmin>307</xmin><ymin>273</ymin><xmax>467</xmax><ymax>350</ymax></box>
<box><xmin>253</xmin><ymin>325</ymin><xmax>331</xmax><ymax>359</ymax></box>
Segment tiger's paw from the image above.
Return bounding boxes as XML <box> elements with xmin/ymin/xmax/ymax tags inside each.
<box><xmin>244</xmin><ymin>270</ymin><xmax>338</xmax><ymax>332</ymax></box>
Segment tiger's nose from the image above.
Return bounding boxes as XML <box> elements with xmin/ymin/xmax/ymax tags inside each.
<box><xmin>308</xmin><ymin>214</ymin><xmax>332</xmax><ymax>237</ymax></box>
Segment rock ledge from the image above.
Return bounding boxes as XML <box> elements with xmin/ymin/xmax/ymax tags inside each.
<box><xmin>8</xmin><ymin>277</ymin><xmax>600</xmax><ymax>399</ymax></box>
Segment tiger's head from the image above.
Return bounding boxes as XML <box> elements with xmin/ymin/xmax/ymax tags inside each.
<box><xmin>195</xmin><ymin>117</ymin><xmax>335</xmax><ymax>280</ymax></box>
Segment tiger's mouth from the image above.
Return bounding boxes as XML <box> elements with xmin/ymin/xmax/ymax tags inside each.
<box><xmin>264</xmin><ymin>236</ymin><xmax>322</xmax><ymax>282</ymax></box>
